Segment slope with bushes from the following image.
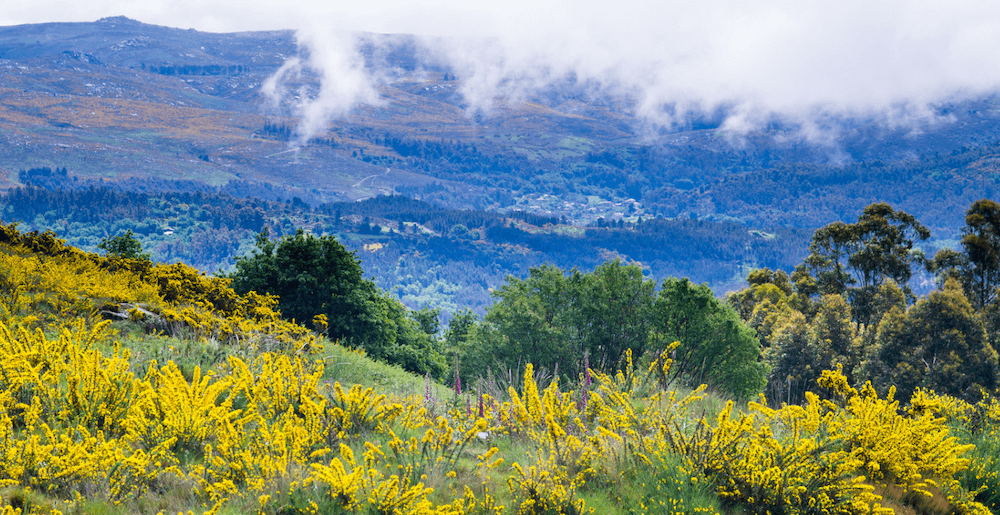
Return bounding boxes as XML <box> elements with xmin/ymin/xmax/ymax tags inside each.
<box><xmin>0</xmin><ymin>223</ymin><xmax>997</xmax><ymax>515</ymax></box>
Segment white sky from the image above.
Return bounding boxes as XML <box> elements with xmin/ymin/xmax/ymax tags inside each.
<box><xmin>3</xmin><ymin>0</ymin><xmax>522</xmax><ymax>34</ymax></box>
<box><xmin>5</xmin><ymin>1</ymin><xmax>1000</xmax><ymax>138</ymax></box>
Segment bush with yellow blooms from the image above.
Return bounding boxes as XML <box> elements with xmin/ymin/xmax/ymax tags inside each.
<box><xmin>0</xmin><ymin>222</ymin><xmax>996</xmax><ymax>515</ymax></box>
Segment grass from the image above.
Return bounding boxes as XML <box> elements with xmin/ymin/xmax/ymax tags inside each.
<box><xmin>556</xmin><ymin>136</ymin><xmax>594</xmax><ymax>153</ymax></box>
<box><xmin>319</xmin><ymin>341</ymin><xmax>453</xmax><ymax>400</ymax></box>
<box><xmin>549</xmin><ymin>225</ymin><xmax>586</xmax><ymax>237</ymax></box>
<box><xmin>958</xmin><ymin>426</ymin><xmax>1000</xmax><ymax>512</ymax></box>
<box><xmin>604</xmin><ymin>450</ymin><xmax>721</xmax><ymax>515</ymax></box>
<box><xmin>512</xmin><ymin>146</ymin><xmax>541</xmax><ymax>161</ymax></box>
<box><xmin>106</xmin><ymin>320</ymin><xmax>238</xmax><ymax>379</ymax></box>
<box><xmin>103</xmin><ymin>316</ymin><xmax>452</xmax><ymax>401</ymax></box>
<box><xmin>0</xmin><ymin>235</ymin><xmax>993</xmax><ymax>515</ymax></box>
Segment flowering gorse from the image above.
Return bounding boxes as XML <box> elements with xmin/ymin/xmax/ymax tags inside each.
<box><xmin>0</xmin><ymin>224</ymin><xmax>996</xmax><ymax>515</ymax></box>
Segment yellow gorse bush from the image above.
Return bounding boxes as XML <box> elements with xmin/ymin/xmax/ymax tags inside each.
<box><xmin>0</xmin><ymin>314</ymin><xmax>996</xmax><ymax>515</ymax></box>
<box><xmin>0</xmin><ymin>223</ymin><xmax>307</xmax><ymax>348</ymax></box>
<box><xmin>660</xmin><ymin>365</ymin><xmax>989</xmax><ymax>515</ymax></box>
<box><xmin>0</xmin><ymin>224</ymin><xmax>996</xmax><ymax>515</ymax></box>
<box><xmin>906</xmin><ymin>387</ymin><xmax>1000</xmax><ymax>513</ymax></box>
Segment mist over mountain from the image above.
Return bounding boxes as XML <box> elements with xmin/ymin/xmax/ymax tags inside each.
<box><xmin>1</xmin><ymin>15</ymin><xmax>1000</xmax><ymax>304</ymax></box>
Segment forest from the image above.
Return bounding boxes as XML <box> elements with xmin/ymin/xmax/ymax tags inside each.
<box><xmin>0</xmin><ymin>176</ymin><xmax>812</xmax><ymax>316</ymax></box>
<box><xmin>8</xmin><ymin>170</ymin><xmax>998</xmax><ymax>407</ymax></box>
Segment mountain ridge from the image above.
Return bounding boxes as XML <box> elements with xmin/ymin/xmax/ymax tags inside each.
<box><xmin>1</xmin><ymin>17</ymin><xmax>1000</xmax><ymax>306</ymax></box>
<box><xmin>2</xmin><ymin>16</ymin><xmax>995</xmax><ymax>228</ymax></box>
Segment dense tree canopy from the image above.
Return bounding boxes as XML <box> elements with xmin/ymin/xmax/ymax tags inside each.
<box><xmin>231</xmin><ymin>230</ymin><xmax>369</xmax><ymax>333</ymax></box>
<box><xmin>732</xmin><ymin>200</ymin><xmax>1000</xmax><ymax>404</ymax></box>
<box><xmin>454</xmin><ymin>261</ymin><xmax>765</xmax><ymax>399</ymax></box>
<box><xmin>930</xmin><ymin>199</ymin><xmax>1000</xmax><ymax>310</ymax></box>
<box><xmin>461</xmin><ymin>263</ymin><xmax>638</xmax><ymax>380</ymax></box>
<box><xmin>229</xmin><ymin>229</ymin><xmax>445</xmax><ymax>377</ymax></box>
<box><xmin>804</xmin><ymin>202</ymin><xmax>929</xmax><ymax>325</ymax></box>
<box><xmin>963</xmin><ymin>199</ymin><xmax>1000</xmax><ymax>308</ymax></box>
<box><xmin>653</xmin><ymin>278</ymin><xmax>768</xmax><ymax>399</ymax></box>
<box><xmin>868</xmin><ymin>279</ymin><xmax>998</xmax><ymax>402</ymax></box>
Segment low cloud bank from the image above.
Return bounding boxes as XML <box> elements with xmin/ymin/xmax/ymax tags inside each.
<box><xmin>263</xmin><ymin>1</ymin><xmax>1000</xmax><ymax>145</ymax></box>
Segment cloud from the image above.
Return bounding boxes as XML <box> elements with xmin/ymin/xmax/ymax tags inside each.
<box><xmin>257</xmin><ymin>1</ymin><xmax>1000</xmax><ymax>145</ymax></box>
<box><xmin>263</xmin><ymin>26</ymin><xmax>382</xmax><ymax>147</ymax></box>
<box><xmin>453</xmin><ymin>2</ymin><xmax>1000</xmax><ymax>129</ymax></box>
<box><xmin>27</xmin><ymin>0</ymin><xmax>987</xmax><ymax>144</ymax></box>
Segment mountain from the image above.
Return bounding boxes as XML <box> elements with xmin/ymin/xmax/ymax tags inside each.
<box><xmin>2</xmin><ymin>17</ymin><xmax>1000</xmax><ymax>308</ymax></box>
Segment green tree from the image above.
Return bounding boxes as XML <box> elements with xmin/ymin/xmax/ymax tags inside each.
<box><xmin>652</xmin><ymin>278</ymin><xmax>768</xmax><ymax>399</ymax></box>
<box><xmin>576</xmin><ymin>260</ymin><xmax>655</xmax><ymax>371</ymax></box>
<box><xmin>461</xmin><ymin>260</ymin><xmax>655</xmax><ymax>382</ymax></box>
<box><xmin>926</xmin><ymin>248</ymin><xmax>967</xmax><ymax>288</ymax></box>
<box><xmin>790</xmin><ymin>264</ymin><xmax>820</xmax><ymax>300</ymax></box>
<box><xmin>962</xmin><ymin>199</ymin><xmax>1000</xmax><ymax>309</ymax></box>
<box><xmin>867</xmin><ymin>279</ymin><xmax>998</xmax><ymax>402</ymax></box>
<box><xmin>412</xmin><ymin>306</ymin><xmax>442</xmax><ymax>337</ymax></box>
<box><xmin>444</xmin><ymin>308</ymin><xmax>479</xmax><ymax>378</ymax></box>
<box><xmin>473</xmin><ymin>264</ymin><xmax>584</xmax><ymax>378</ymax></box>
<box><xmin>375</xmin><ymin>294</ymin><xmax>446</xmax><ymax>377</ymax></box>
<box><xmin>804</xmin><ymin>203</ymin><xmax>929</xmax><ymax>325</ymax></box>
<box><xmin>460</xmin><ymin>261</ymin><xmax>765</xmax><ymax>397</ymax></box>
<box><xmin>805</xmin><ymin>222</ymin><xmax>854</xmax><ymax>295</ymax></box>
<box><xmin>231</xmin><ymin>230</ymin><xmax>369</xmax><ymax>333</ymax></box>
<box><xmin>728</xmin><ymin>268</ymin><xmax>794</xmax><ymax>321</ymax></box>
<box><xmin>444</xmin><ymin>308</ymin><xmax>477</xmax><ymax>351</ymax></box>
<box><xmin>849</xmin><ymin>203</ymin><xmax>929</xmax><ymax>291</ymax></box>
<box><xmin>929</xmin><ymin>199</ymin><xmax>1000</xmax><ymax>310</ymax></box>
<box><xmin>807</xmin><ymin>294</ymin><xmax>861</xmax><ymax>382</ymax></box>
<box><xmin>765</xmin><ymin>311</ymin><xmax>812</xmax><ymax>404</ymax></box>
<box><xmin>746</xmin><ymin>283</ymin><xmax>795</xmax><ymax>350</ymax></box>
<box><xmin>860</xmin><ymin>279</ymin><xmax>908</xmax><ymax>351</ymax></box>
<box><xmin>98</xmin><ymin>229</ymin><xmax>150</xmax><ymax>261</ymax></box>
<box><xmin>230</xmin><ymin>229</ymin><xmax>445</xmax><ymax>376</ymax></box>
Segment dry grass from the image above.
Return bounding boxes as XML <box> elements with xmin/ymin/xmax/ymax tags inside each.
<box><xmin>870</xmin><ymin>480</ymin><xmax>955</xmax><ymax>515</ymax></box>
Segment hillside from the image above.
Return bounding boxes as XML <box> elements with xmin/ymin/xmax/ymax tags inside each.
<box><xmin>1</xmin><ymin>17</ymin><xmax>1000</xmax><ymax>235</ymax></box>
<box><xmin>0</xmin><ymin>184</ymin><xmax>813</xmax><ymax>314</ymax></box>
<box><xmin>0</xmin><ymin>221</ymin><xmax>998</xmax><ymax>515</ymax></box>
<box><xmin>3</xmin><ymin>17</ymin><xmax>1000</xmax><ymax>317</ymax></box>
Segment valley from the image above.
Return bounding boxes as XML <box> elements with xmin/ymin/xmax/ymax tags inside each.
<box><xmin>1</xmin><ymin>16</ymin><xmax>999</xmax><ymax>309</ymax></box>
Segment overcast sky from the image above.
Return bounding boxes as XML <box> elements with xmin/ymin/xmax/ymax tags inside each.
<box><xmin>5</xmin><ymin>1</ymin><xmax>1000</xmax><ymax>140</ymax></box>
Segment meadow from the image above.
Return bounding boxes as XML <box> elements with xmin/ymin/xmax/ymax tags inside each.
<box><xmin>0</xmin><ymin>223</ymin><xmax>997</xmax><ymax>515</ymax></box>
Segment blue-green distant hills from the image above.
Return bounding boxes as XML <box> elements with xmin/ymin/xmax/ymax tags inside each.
<box><xmin>1</xmin><ymin>17</ymin><xmax>999</xmax><ymax>311</ymax></box>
